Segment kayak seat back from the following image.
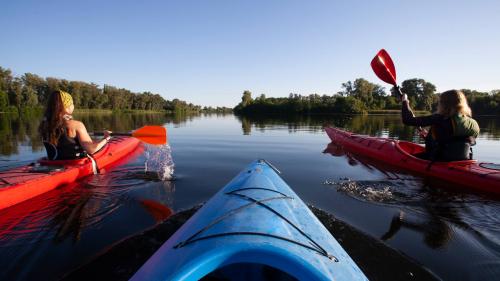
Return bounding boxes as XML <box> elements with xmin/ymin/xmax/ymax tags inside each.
<box><xmin>397</xmin><ymin>141</ymin><xmax>477</xmax><ymax>165</ymax></box>
<box><xmin>396</xmin><ymin>141</ymin><xmax>425</xmax><ymax>157</ymax></box>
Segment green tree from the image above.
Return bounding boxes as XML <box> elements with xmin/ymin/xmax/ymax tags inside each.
<box><xmin>21</xmin><ymin>85</ymin><xmax>38</xmax><ymax>107</ymax></box>
<box><xmin>0</xmin><ymin>65</ymin><xmax>209</xmax><ymax>112</ymax></box>
<box><xmin>401</xmin><ymin>79</ymin><xmax>436</xmax><ymax>111</ymax></box>
<box><xmin>339</xmin><ymin>81</ymin><xmax>354</xmax><ymax>97</ymax></box>
<box><xmin>333</xmin><ymin>96</ymin><xmax>366</xmax><ymax>114</ymax></box>
<box><xmin>0</xmin><ymin>90</ymin><xmax>9</xmax><ymax>110</ymax></box>
<box><xmin>234</xmin><ymin>90</ymin><xmax>254</xmax><ymax>112</ymax></box>
<box><xmin>0</xmin><ymin>67</ymin><xmax>13</xmax><ymax>94</ymax></box>
<box><xmin>69</xmin><ymin>81</ymin><xmax>84</xmax><ymax>107</ymax></box>
<box><xmin>22</xmin><ymin>73</ymin><xmax>46</xmax><ymax>104</ymax></box>
<box><xmin>340</xmin><ymin>78</ymin><xmax>385</xmax><ymax>109</ymax></box>
<box><xmin>353</xmin><ymin>78</ymin><xmax>375</xmax><ymax>106</ymax></box>
<box><xmin>242</xmin><ymin>90</ymin><xmax>253</xmax><ymax>106</ymax></box>
<box><xmin>8</xmin><ymin>78</ymin><xmax>23</xmax><ymax>111</ymax></box>
<box><xmin>46</xmin><ymin>77</ymin><xmax>61</xmax><ymax>96</ymax></box>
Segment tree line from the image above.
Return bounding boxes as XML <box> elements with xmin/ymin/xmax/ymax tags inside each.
<box><xmin>0</xmin><ymin>66</ymin><xmax>232</xmax><ymax>113</ymax></box>
<box><xmin>234</xmin><ymin>78</ymin><xmax>499</xmax><ymax>115</ymax></box>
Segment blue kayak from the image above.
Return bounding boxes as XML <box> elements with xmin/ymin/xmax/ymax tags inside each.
<box><xmin>131</xmin><ymin>160</ymin><xmax>368</xmax><ymax>281</ymax></box>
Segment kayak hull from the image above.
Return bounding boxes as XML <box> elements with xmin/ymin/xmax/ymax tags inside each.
<box><xmin>131</xmin><ymin>160</ymin><xmax>367</xmax><ymax>281</ymax></box>
<box><xmin>0</xmin><ymin>137</ymin><xmax>141</xmax><ymax>209</ymax></box>
<box><xmin>325</xmin><ymin>127</ymin><xmax>500</xmax><ymax>194</ymax></box>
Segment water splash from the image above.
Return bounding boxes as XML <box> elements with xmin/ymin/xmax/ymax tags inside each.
<box><xmin>324</xmin><ymin>178</ymin><xmax>395</xmax><ymax>202</ymax></box>
<box><xmin>144</xmin><ymin>144</ymin><xmax>175</xmax><ymax>181</ymax></box>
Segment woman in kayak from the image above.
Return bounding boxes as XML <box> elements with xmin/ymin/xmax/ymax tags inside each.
<box><xmin>396</xmin><ymin>89</ymin><xmax>480</xmax><ymax>161</ymax></box>
<box><xmin>38</xmin><ymin>90</ymin><xmax>111</xmax><ymax>160</ymax></box>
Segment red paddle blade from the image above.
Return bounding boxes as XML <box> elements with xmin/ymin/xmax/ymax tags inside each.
<box><xmin>371</xmin><ymin>49</ymin><xmax>397</xmax><ymax>85</ymax></box>
<box><xmin>132</xmin><ymin>126</ymin><xmax>168</xmax><ymax>145</ymax></box>
<box><xmin>139</xmin><ymin>199</ymin><xmax>173</xmax><ymax>222</ymax></box>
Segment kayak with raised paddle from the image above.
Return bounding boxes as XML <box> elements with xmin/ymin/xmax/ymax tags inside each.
<box><xmin>325</xmin><ymin>127</ymin><xmax>500</xmax><ymax>195</ymax></box>
<box><xmin>130</xmin><ymin>159</ymin><xmax>368</xmax><ymax>281</ymax></box>
<box><xmin>0</xmin><ymin>136</ymin><xmax>141</xmax><ymax>210</ymax></box>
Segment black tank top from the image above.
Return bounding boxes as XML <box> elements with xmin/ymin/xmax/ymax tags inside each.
<box><xmin>43</xmin><ymin>128</ymin><xmax>86</xmax><ymax>160</ymax></box>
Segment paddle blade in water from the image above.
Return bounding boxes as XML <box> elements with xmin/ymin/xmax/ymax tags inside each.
<box><xmin>132</xmin><ymin>126</ymin><xmax>167</xmax><ymax>145</ymax></box>
<box><xmin>140</xmin><ymin>199</ymin><xmax>173</xmax><ymax>222</ymax></box>
<box><xmin>371</xmin><ymin>49</ymin><xmax>397</xmax><ymax>85</ymax></box>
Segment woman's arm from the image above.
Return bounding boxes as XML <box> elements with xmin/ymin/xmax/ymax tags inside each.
<box><xmin>74</xmin><ymin>121</ymin><xmax>110</xmax><ymax>154</ymax></box>
<box><xmin>401</xmin><ymin>98</ymin><xmax>439</xmax><ymax>127</ymax></box>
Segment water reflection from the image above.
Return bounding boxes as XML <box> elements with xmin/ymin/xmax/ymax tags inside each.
<box><xmin>0</xmin><ymin>166</ymin><xmax>175</xmax><ymax>245</ymax></box>
<box><xmin>1</xmin><ymin>112</ymin><xmax>499</xmax><ymax>281</ymax></box>
<box><xmin>323</xmin><ymin>141</ymin><xmax>500</xmax><ymax>278</ymax></box>
<box><xmin>0</xmin><ymin>149</ymin><xmax>175</xmax><ymax>281</ymax></box>
<box><xmin>0</xmin><ymin>112</ymin><xmax>44</xmax><ymax>156</ymax></box>
<box><xmin>236</xmin><ymin>114</ymin><xmax>346</xmax><ymax>134</ymax></box>
<box><xmin>2</xmin><ymin>113</ymin><xmax>499</xmax><ymax>158</ymax></box>
<box><xmin>0</xmin><ymin>112</ymin><xmax>212</xmax><ymax>157</ymax></box>
<box><xmin>237</xmin><ymin>114</ymin><xmax>500</xmax><ymax>141</ymax></box>
<box><xmin>139</xmin><ymin>199</ymin><xmax>174</xmax><ymax>223</ymax></box>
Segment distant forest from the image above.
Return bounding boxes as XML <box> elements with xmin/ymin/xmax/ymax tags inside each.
<box><xmin>2</xmin><ymin>66</ymin><xmax>497</xmax><ymax>116</ymax></box>
<box><xmin>0</xmin><ymin>66</ymin><xmax>232</xmax><ymax>113</ymax></box>
<box><xmin>234</xmin><ymin>78</ymin><xmax>500</xmax><ymax>115</ymax></box>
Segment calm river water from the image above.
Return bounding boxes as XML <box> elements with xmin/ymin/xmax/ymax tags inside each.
<box><xmin>0</xmin><ymin>112</ymin><xmax>499</xmax><ymax>281</ymax></box>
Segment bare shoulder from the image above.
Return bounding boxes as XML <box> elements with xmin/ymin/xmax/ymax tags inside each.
<box><xmin>67</xmin><ymin>120</ymin><xmax>88</xmax><ymax>134</ymax></box>
<box><xmin>67</xmin><ymin>120</ymin><xmax>85</xmax><ymax>129</ymax></box>
<box><xmin>71</xmin><ymin>120</ymin><xmax>93</xmax><ymax>142</ymax></box>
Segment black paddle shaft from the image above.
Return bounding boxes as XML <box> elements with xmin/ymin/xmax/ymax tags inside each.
<box><xmin>92</xmin><ymin>132</ymin><xmax>131</xmax><ymax>136</ymax></box>
<box><xmin>394</xmin><ymin>85</ymin><xmax>404</xmax><ymax>98</ymax></box>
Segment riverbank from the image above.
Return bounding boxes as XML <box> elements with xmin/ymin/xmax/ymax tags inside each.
<box><xmin>74</xmin><ymin>109</ymin><xmax>166</xmax><ymax>114</ymax></box>
<box><xmin>367</xmin><ymin>109</ymin><xmax>429</xmax><ymax>115</ymax></box>
<box><xmin>75</xmin><ymin>109</ymin><xmax>232</xmax><ymax>114</ymax></box>
<box><xmin>1</xmin><ymin>108</ymin><xmax>225</xmax><ymax>115</ymax></box>
<box><xmin>62</xmin><ymin>205</ymin><xmax>439</xmax><ymax>281</ymax></box>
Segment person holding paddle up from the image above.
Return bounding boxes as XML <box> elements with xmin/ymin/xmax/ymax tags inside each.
<box><xmin>396</xmin><ymin>88</ymin><xmax>480</xmax><ymax>161</ymax></box>
<box><xmin>38</xmin><ymin>90</ymin><xmax>112</xmax><ymax>160</ymax></box>
<box><xmin>371</xmin><ymin>49</ymin><xmax>480</xmax><ymax>162</ymax></box>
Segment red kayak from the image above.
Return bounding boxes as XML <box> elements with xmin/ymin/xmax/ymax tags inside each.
<box><xmin>325</xmin><ymin>127</ymin><xmax>500</xmax><ymax>195</ymax></box>
<box><xmin>0</xmin><ymin>137</ymin><xmax>141</xmax><ymax>210</ymax></box>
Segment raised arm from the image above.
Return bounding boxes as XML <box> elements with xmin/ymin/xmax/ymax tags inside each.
<box><xmin>74</xmin><ymin>121</ymin><xmax>110</xmax><ymax>154</ymax></box>
<box><xmin>400</xmin><ymin>95</ymin><xmax>439</xmax><ymax>127</ymax></box>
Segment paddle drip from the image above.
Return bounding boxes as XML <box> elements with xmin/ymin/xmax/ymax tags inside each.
<box><xmin>144</xmin><ymin>144</ymin><xmax>174</xmax><ymax>181</ymax></box>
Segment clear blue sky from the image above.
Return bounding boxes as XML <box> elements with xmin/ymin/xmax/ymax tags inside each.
<box><xmin>1</xmin><ymin>0</ymin><xmax>499</xmax><ymax>107</ymax></box>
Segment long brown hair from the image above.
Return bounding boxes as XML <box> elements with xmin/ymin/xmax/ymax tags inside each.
<box><xmin>39</xmin><ymin>90</ymin><xmax>66</xmax><ymax>145</ymax></box>
<box><xmin>437</xmin><ymin>90</ymin><xmax>472</xmax><ymax>118</ymax></box>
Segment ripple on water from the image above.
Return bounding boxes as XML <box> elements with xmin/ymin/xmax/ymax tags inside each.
<box><xmin>324</xmin><ymin>175</ymin><xmax>500</xmax><ymax>269</ymax></box>
<box><xmin>0</xmin><ymin>163</ymin><xmax>175</xmax><ymax>248</ymax></box>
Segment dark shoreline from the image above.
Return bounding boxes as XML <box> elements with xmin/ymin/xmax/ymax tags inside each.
<box><xmin>61</xmin><ymin>205</ymin><xmax>440</xmax><ymax>281</ymax></box>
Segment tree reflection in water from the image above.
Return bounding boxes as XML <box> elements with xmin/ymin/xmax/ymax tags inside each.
<box><xmin>0</xmin><ymin>111</ymin><xmax>206</xmax><ymax>158</ymax></box>
<box><xmin>237</xmin><ymin>114</ymin><xmax>500</xmax><ymax>142</ymax></box>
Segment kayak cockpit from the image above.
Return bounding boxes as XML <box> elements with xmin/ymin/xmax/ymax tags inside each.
<box><xmin>396</xmin><ymin>141</ymin><xmax>425</xmax><ymax>157</ymax></box>
<box><xmin>396</xmin><ymin>141</ymin><xmax>477</xmax><ymax>165</ymax></box>
<box><xmin>201</xmin><ymin>263</ymin><xmax>298</xmax><ymax>281</ymax></box>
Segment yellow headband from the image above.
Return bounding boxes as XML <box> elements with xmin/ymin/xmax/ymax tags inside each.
<box><xmin>59</xmin><ymin>90</ymin><xmax>73</xmax><ymax>109</ymax></box>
